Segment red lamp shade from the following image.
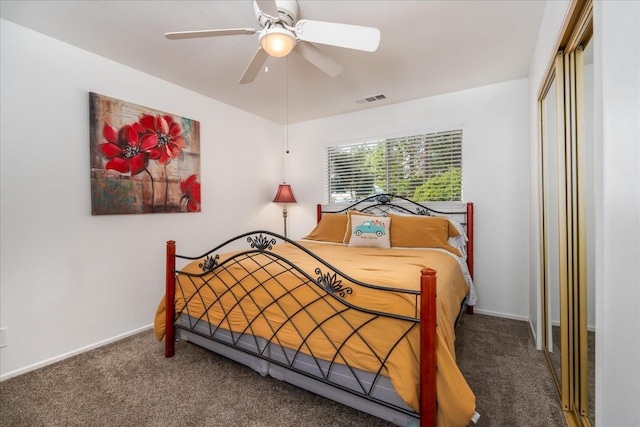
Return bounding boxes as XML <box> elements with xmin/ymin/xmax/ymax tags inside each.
<box><xmin>272</xmin><ymin>184</ymin><xmax>297</xmax><ymax>204</ymax></box>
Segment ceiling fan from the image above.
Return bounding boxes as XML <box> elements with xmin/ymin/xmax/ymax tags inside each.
<box><xmin>165</xmin><ymin>0</ymin><xmax>381</xmax><ymax>84</ymax></box>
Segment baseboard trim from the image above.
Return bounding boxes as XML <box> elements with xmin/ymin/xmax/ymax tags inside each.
<box><xmin>472</xmin><ymin>308</ymin><xmax>529</xmax><ymax>322</ymax></box>
<box><xmin>0</xmin><ymin>324</ymin><xmax>153</xmax><ymax>382</ymax></box>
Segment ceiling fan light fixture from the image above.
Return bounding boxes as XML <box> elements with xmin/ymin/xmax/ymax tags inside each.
<box><xmin>259</xmin><ymin>27</ymin><xmax>296</xmax><ymax>57</ymax></box>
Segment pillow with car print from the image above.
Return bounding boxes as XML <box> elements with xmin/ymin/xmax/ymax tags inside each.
<box><xmin>347</xmin><ymin>214</ymin><xmax>391</xmax><ymax>248</ymax></box>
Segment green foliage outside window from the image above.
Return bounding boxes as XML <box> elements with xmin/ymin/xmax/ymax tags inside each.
<box><xmin>412</xmin><ymin>167</ymin><xmax>462</xmax><ymax>201</ymax></box>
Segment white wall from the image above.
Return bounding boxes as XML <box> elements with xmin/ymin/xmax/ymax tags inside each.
<box><xmin>594</xmin><ymin>1</ymin><xmax>640</xmax><ymax>425</ymax></box>
<box><xmin>285</xmin><ymin>79</ymin><xmax>531</xmax><ymax>320</ymax></box>
<box><xmin>0</xmin><ymin>20</ymin><xmax>284</xmax><ymax>378</ymax></box>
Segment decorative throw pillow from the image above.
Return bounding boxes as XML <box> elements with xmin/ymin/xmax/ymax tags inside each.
<box><xmin>387</xmin><ymin>214</ymin><xmax>462</xmax><ymax>256</ymax></box>
<box><xmin>302</xmin><ymin>213</ymin><xmax>348</xmax><ymax>243</ymax></box>
<box><xmin>347</xmin><ymin>214</ymin><xmax>391</xmax><ymax>248</ymax></box>
<box><xmin>343</xmin><ymin>210</ymin><xmax>379</xmax><ymax>243</ymax></box>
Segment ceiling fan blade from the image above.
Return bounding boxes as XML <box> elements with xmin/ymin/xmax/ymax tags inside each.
<box><xmin>165</xmin><ymin>28</ymin><xmax>256</xmax><ymax>40</ymax></box>
<box><xmin>294</xmin><ymin>42</ymin><xmax>344</xmax><ymax>77</ymax></box>
<box><xmin>255</xmin><ymin>0</ymin><xmax>279</xmax><ymax>18</ymax></box>
<box><xmin>239</xmin><ymin>48</ymin><xmax>269</xmax><ymax>84</ymax></box>
<box><xmin>295</xmin><ymin>20</ymin><xmax>381</xmax><ymax>52</ymax></box>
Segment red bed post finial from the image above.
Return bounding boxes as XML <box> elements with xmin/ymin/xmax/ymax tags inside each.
<box><xmin>316</xmin><ymin>204</ymin><xmax>322</xmax><ymax>224</ymax></box>
<box><xmin>420</xmin><ymin>268</ymin><xmax>437</xmax><ymax>427</ymax></box>
<box><xmin>165</xmin><ymin>240</ymin><xmax>176</xmax><ymax>358</ymax></box>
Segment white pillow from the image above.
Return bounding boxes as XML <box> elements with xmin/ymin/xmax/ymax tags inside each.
<box><xmin>447</xmin><ymin>219</ymin><xmax>468</xmax><ymax>257</ymax></box>
<box><xmin>347</xmin><ymin>214</ymin><xmax>391</xmax><ymax>248</ymax></box>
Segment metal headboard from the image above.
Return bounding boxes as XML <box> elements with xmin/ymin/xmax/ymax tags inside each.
<box><xmin>315</xmin><ymin>194</ymin><xmax>474</xmax><ymax>279</ymax></box>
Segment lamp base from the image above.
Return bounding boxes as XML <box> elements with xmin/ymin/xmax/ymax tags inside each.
<box><xmin>282</xmin><ymin>206</ymin><xmax>288</xmax><ymax>238</ymax></box>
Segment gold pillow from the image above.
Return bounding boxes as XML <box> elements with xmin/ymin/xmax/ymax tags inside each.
<box><xmin>387</xmin><ymin>214</ymin><xmax>462</xmax><ymax>256</ymax></box>
<box><xmin>303</xmin><ymin>213</ymin><xmax>348</xmax><ymax>243</ymax></box>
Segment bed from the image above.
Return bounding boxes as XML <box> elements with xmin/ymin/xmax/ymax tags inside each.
<box><xmin>154</xmin><ymin>194</ymin><xmax>477</xmax><ymax>426</ymax></box>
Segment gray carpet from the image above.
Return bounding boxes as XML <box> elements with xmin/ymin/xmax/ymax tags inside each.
<box><xmin>455</xmin><ymin>314</ymin><xmax>566</xmax><ymax>427</ymax></box>
<box><xmin>0</xmin><ymin>314</ymin><xmax>566</xmax><ymax>426</ymax></box>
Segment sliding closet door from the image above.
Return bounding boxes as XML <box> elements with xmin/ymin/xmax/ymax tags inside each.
<box><xmin>539</xmin><ymin>57</ymin><xmax>568</xmax><ymax>408</ymax></box>
<box><xmin>538</xmin><ymin>1</ymin><xmax>593</xmax><ymax>426</ymax></box>
<box><xmin>565</xmin><ymin>8</ymin><xmax>594</xmax><ymax>423</ymax></box>
<box><xmin>575</xmin><ymin>35</ymin><xmax>595</xmax><ymax>425</ymax></box>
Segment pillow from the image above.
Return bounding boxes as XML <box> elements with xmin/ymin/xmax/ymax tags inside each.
<box><xmin>388</xmin><ymin>210</ymin><xmax>468</xmax><ymax>252</ymax></box>
<box><xmin>447</xmin><ymin>219</ymin><xmax>468</xmax><ymax>252</ymax></box>
<box><xmin>347</xmin><ymin>214</ymin><xmax>391</xmax><ymax>248</ymax></box>
<box><xmin>302</xmin><ymin>213</ymin><xmax>348</xmax><ymax>243</ymax></box>
<box><xmin>387</xmin><ymin>214</ymin><xmax>462</xmax><ymax>256</ymax></box>
<box><xmin>343</xmin><ymin>210</ymin><xmax>379</xmax><ymax>243</ymax></box>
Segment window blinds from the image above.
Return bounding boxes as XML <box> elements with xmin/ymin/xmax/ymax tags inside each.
<box><xmin>326</xmin><ymin>129</ymin><xmax>463</xmax><ymax>203</ymax></box>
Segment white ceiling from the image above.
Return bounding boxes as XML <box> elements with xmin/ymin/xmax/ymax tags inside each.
<box><xmin>0</xmin><ymin>0</ymin><xmax>546</xmax><ymax>125</ymax></box>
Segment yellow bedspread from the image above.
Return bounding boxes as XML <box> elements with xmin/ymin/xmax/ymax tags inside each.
<box><xmin>154</xmin><ymin>241</ymin><xmax>475</xmax><ymax>426</ymax></box>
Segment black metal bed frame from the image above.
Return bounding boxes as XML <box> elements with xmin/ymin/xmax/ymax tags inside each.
<box><xmin>164</xmin><ymin>194</ymin><xmax>474</xmax><ymax>426</ymax></box>
<box><xmin>171</xmin><ymin>230</ymin><xmax>422</xmax><ymax>418</ymax></box>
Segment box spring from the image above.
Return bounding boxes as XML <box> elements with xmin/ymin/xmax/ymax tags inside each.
<box><xmin>176</xmin><ymin>314</ymin><xmax>419</xmax><ymax>426</ymax></box>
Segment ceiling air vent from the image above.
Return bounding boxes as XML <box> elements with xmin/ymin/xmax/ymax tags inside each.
<box><xmin>355</xmin><ymin>94</ymin><xmax>387</xmax><ymax>104</ymax></box>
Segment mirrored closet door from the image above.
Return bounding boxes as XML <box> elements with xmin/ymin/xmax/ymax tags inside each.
<box><xmin>538</xmin><ymin>1</ymin><xmax>593</xmax><ymax>426</ymax></box>
<box><xmin>540</xmin><ymin>63</ymin><xmax>565</xmax><ymax>406</ymax></box>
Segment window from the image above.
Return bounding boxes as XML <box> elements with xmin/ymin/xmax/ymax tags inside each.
<box><xmin>326</xmin><ymin>128</ymin><xmax>463</xmax><ymax>203</ymax></box>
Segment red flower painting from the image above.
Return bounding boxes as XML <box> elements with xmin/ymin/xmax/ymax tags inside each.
<box><xmin>90</xmin><ymin>92</ymin><xmax>200</xmax><ymax>215</ymax></box>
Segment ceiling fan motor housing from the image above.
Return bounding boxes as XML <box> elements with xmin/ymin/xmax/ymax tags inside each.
<box><xmin>253</xmin><ymin>0</ymin><xmax>299</xmax><ymax>28</ymax></box>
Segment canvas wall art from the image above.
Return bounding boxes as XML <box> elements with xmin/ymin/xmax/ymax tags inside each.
<box><xmin>89</xmin><ymin>92</ymin><xmax>201</xmax><ymax>215</ymax></box>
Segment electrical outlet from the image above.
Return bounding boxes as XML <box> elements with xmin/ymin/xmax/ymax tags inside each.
<box><xmin>0</xmin><ymin>328</ymin><xmax>6</xmax><ymax>348</ymax></box>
